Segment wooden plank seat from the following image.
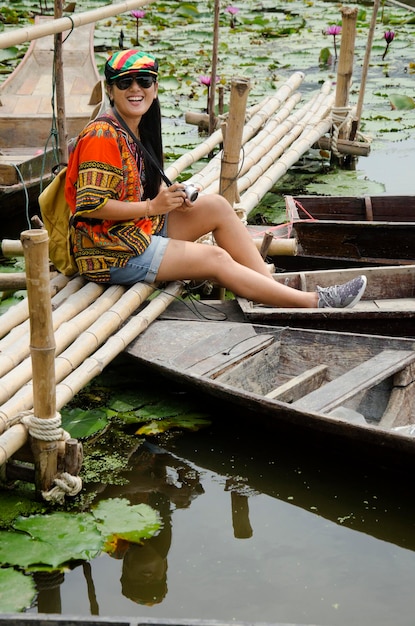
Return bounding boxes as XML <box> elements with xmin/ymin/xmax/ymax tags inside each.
<box><xmin>265</xmin><ymin>364</ymin><xmax>329</xmax><ymax>403</ymax></box>
<box><xmin>292</xmin><ymin>349</ymin><xmax>415</xmax><ymax>414</ymax></box>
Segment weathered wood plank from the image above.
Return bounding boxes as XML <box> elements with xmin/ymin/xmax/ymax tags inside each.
<box><xmin>176</xmin><ymin>330</ymin><xmax>275</xmax><ymax>378</ymax></box>
<box><xmin>293</xmin><ymin>350</ymin><xmax>415</xmax><ymax>413</ymax></box>
<box><xmin>291</xmin><ymin>194</ymin><xmax>415</xmax><ymax>222</ymax></box>
<box><xmin>265</xmin><ymin>364</ymin><xmax>329</xmax><ymax>402</ymax></box>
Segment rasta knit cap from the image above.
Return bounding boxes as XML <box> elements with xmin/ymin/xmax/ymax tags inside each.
<box><xmin>105</xmin><ymin>50</ymin><xmax>158</xmax><ymax>82</ymax></box>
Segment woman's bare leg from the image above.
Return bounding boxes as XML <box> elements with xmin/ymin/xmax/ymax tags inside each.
<box><xmin>167</xmin><ymin>194</ymin><xmax>273</xmax><ymax>278</ymax></box>
<box><xmin>156</xmin><ymin>239</ymin><xmax>318</xmax><ymax>308</ymax></box>
<box><xmin>163</xmin><ymin>193</ymin><xmax>366</xmax><ymax>308</ymax></box>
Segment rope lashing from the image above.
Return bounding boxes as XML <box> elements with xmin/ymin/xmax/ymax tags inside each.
<box><xmin>42</xmin><ymin>472</ymin><xmax>83</xmax><ymax>503</ymax></box>
<box><xmin>330</xmin><ymin>106</ymin><xmax>354</xmax><ymax>158</ymax></box>
<box><xmin>21</xmin><ymin>412</ymin><xmax>70</xmax><ymax>442</ymax></box>
<box><xmin>20</xmin><ymin>411</ymin><xmax>83</xmax><ymax>502</ymax></box>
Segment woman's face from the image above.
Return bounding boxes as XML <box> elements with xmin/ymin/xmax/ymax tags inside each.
<box><xmin>108</xmin><ymin>74</ymin><xmax>158</xmax><ymax>125</ymax></box>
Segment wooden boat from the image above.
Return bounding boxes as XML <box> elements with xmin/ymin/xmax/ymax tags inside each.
<box><xmin>248</xmin><ymin>194</ymin><xmax>415</xmax><ymax>271</ymax></box>
<box><xmin>0</xmin><ymin>16</ymin><xmax>105</xmax><ymax>238</ymax></box>
<box><xmin>289</xmin><ymin>193</ymin><xmax>415</xmax><ymax>222</ymax></box>
<box><xmin>125</xmin><ymin>318</ymin><xmax>415</xmax><ymax>462</ymax></box>
<box><xmin>284</xmin><ymin>194</ymin><xmax>415</xmax><ymax>266</ymax></box>
<box><xmin>237</xmin><ymin>264</ymin><xmax>415</xmax><ymax>337</ymax></box>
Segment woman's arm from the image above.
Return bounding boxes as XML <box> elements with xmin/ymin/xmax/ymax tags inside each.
<box><xmin>88</xmin><ymin>182</ymin><xmax>191</xmax><ymax>221</ymax></box>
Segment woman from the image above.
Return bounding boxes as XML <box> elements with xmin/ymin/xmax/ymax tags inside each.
<box><xmin>65</xmin><ymin>49</ymin><xmax>366</xmax><ymax>309</ymax></box>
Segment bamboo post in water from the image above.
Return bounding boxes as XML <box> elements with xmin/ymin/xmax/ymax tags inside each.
<box><xmin>21</xmin><ymin>229</ymin><xmax>58</xmax><ymax>494</ymax></box>
<box><xmin>209</xmin><ymin>0</ymin><xmax>220</xmax><ymax>137</ymax></box>
<box><xmin>349</xmin><ymin>0</ymin><xmax>380</xmax><ymax>139</ymax></box>
<box><xmin>333</xmin><ymin>6</ymin><xmax>358</xmax><ymax>141</ymax></box>
<box><xmin>54</xmin><ymin>0</ymin><xmax>68</xmax><ymax>165</ymax></box>
<box><xmin>219</xmin><ymin>78</ymin><xmax>251</xmax><ymax>206</ymax></box>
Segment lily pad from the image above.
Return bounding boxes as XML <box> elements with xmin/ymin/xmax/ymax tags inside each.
<box><xmin>0</xmin><ymin>500</ymin><xmax>160</xmax><ymax>572</ymax></box>
<box><xmin>61</xmin><ymin>407</ymin><xmax>111</xmax><ymax>439</ymax></box>
<box><xmin>9</xmin><ymin>511</ymin><xmax>103</xmax><ymax>568</ymax></box>
<box><xmin>389</xmin><ymin>94</ymin><xmax>415</xmax><ymax>110</ymax></box>
<box><xmin>0</xmin><ymin>569</ymin><xmax>36</xmax><ymax>612</ymax></box>
<box><xmin>92</xmin><ymin>498</ymin><xmax>161</xmax><ymax>545</ymax></box>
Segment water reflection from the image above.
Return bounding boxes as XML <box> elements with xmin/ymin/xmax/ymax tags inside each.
<box><xmin>94</xmin><ymin>442</ymin><xmax>201</xmax><ymax>608</ymax></box>
<box><xmin>27</xmin><ymin>389</ymin><xmax>415</xmax><ymax>624</ymax></box>
<box><xmin>169</xmin><ymin>423</ymin><xmax>415</xmax><ymax>552</ymax></box>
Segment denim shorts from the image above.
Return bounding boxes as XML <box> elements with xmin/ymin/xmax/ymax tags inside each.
<box><xmin>108</xmin><ymin>220</ymin><xmax>169</xmax><ymax>286</ymax></box>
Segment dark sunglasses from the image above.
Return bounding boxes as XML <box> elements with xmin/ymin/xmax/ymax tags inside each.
<box><xmin>114</xmin><ymin>75</ymin><xmax>155</xmax><ymax>90</ymax></box>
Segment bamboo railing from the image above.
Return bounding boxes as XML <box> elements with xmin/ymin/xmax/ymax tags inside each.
<box><xmin>0</xmin><ymin>0</ymin><xmax>155</xmax><ymax>48</ymax></box>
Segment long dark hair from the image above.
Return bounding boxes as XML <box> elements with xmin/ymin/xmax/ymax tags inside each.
<box><xmin>139</xmin><ymin>98</ymin><xmax>163</xmax><ymax>200</ymax></box>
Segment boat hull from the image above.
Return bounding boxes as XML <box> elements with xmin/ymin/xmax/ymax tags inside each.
<box><xmin>237</xmin><ymin>264</ymin><xmax>415</xmax><ymax>337</ymax></box>
<box><xmin>0</xmin><ymin>17</ymin><xmax>105</xmax><ymax>234</ymax></box>
<box><xmin>125</xmin><ymin>320</ymin><xmax>415</xmax><ymax>461</ymax></box>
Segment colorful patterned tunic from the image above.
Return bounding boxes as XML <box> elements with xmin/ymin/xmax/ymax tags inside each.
<box><xmin>65</xmin><ymin>113</ymin><xmax>165</xmax><ymax>283</ymax></box>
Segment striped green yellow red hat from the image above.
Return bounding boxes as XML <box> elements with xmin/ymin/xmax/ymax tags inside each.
<box><xmin>105</xmin><ymin>50</ymin><xmax>158</xmax><ymax>82</ymax></box>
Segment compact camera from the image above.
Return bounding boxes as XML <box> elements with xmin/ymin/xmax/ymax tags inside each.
<box><xmin>183</xmin><ymin>184</ymin><xmax>199</xmax><ymax>202</ymax></box>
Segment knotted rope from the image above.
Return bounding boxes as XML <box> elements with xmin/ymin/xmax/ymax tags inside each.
<box><xmin>329</xmin><ymin>105</ymin><xmax>371</xmax><ymax>158</ymax></box>
<box><xmin>42</xmin><ymin>471</ymin><xmax>82</xmax><ymax>503</ymax></box>
<box><xmin>21</xmin><ymin>411</ymin><xmax>82</xmax><ymax>503</ymax></box>
<box><xmin>330</xmin><ymin>106</ymin><xmax>354</xmax><ymax>158</ymax></box>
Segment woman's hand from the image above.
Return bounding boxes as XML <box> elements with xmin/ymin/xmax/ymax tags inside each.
<box><xmin>150</xmin><ymin>183</ymin><xmax>193</xmax><ymax>214</ymax></box>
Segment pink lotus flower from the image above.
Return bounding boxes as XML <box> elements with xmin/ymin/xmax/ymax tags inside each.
<box><xmin>130</xmin><ymin>10</ymin><xmax>145</xmax><ymax>45</ymax></box>
<box><xmin>225</xmin><ymin>5</ymin><xmax>239</xmax><ymax>28</ymax></box>
<box><xmin>326</xmin><ymin>25</ymin><xmax>342</xmax><ymax>36</ymax></box>
<box><xmin>382</xmin><ymin>30</ymin><xmax>395</xmax><ymax>60</ymax></box>
<box><xmin>199</xmin><ymin>75</ymin><xmax>220</xmax><ymax>86</ymax></box>
<box><xmin>199</xmin><ymin>75</ymin><xmax>220</xmax><ymax>112</ymax></box>
<box><xmin>325</xmin><ymin>24</ymin><xmax>342</xmax><ymax>61</ymax></box>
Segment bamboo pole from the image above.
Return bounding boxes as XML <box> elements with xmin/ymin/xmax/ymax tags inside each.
<box><xmin>0</xmin><ymin>273</ymin><xmax>27</xmax><ymax>290</ymax></box>
<box><xmin>0</xmin><ymin>283</ymin><xmax>184</xmax><ymax>441</ymax></box>
<box><xmin>209</xmin><ymin>0</ymin><xmax>220</xmax><ymax>137</ymax></box>
<box><xmin>203</xmin><ymin>93</ymin><xmax>320</xmax><ymax>195</ymax></box>
<box><xmin>1</xmin><ymin>239</ymin><xmax>24</xmax><ymax>257</ymax></box>
<box><xmin>238</xmin><ymin>113</ymin><xmax>334</xmax><ymax>219</ymax></box>
<box><xmin>236</xmin><ymin>94</ymin><xmax>302</xmax><ymax>176</ymax></box>
<box><xmin>234</xmin><ymin>86</ymin><xmax>335</xmax><ymax>196</ymax></box>
<box><xmin>0</xmin><ymin>424</ymin><xmax>28</xmax><ymax>467</ymax></box>
<box><xmin>252</xmin><ymin>238</ymin><xmax>298</xmax><ymax>256</ymax></box>
<box><xmin>0</xmin><ymin>285</ymin><xmax>125</xmax><ymax>403</ymax></box>
<box><xmin>0</xmin><ymin>273</ymin><xmax>70</xmax><ymax>341</ymax></box>
<box><xmin>0</xmin><ymin>0</ymin><xmax>156</xmax><ymax>48</ymax></box>
<box><xmin>0</xmin><ymin>281</ymin><xmax>165</xmax><ymax>429</ymax></box>
<box><xmin>350</xmin><ymin>0</ymin><xmax>380</xmax><ymax>139</ymax></box>
<box><xmin>334</xmin><ymin>6</ymin><xmax>358</xmax><ymax>140</ymax></box>
<box><xmin>55</xmin><ymin>281</ymin><xmax>185</xmax><ymax>408</ymax></box>
<box><xmin>219</xmin><ymin>78</ymin><xmax>251</xmax><ymax>205</ymax></box>
<box><xmin>189</xmin><ymin>93</ymin><xmax>303</xmax><ymax>194</ymax></box>
<box><xmin>165</xmin><ymin>72</ymin><xmax>305</xmax><ymax>183</ymax></box>
<box><xmin>201</xmin><ymin>82</ymin><xmax>334</xmax><ymax>198</ymax></box>
<box><xmin>0</xmin><ymin>282</ymin><xmax>107</xmax><ymax>378</ymax></box>
<box><xmin>21</xmin><ymin>229</ymin><xmax>58</xmax><ymax>494</ymax></box>
<box><xmin>54</xmin><ymin>0</ymin><xmax>68</xmax><ymax>165</ymax></box>
<box><xmin>316</xmin><ymin>136</ymin><xmax>371</xmax><ymax>156</ymax></box>
<box><xmin>184</xmin><ymin>74</ymin><xmax>306</xmax><ymax>192</ymax></box>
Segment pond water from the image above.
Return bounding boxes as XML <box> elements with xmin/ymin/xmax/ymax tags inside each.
<box><xmin>20</xmin><ymin>356</ymin><xmax>415</xmax><ymax>626</ymax></box>
<box><xmin>355</xmin><ymin>137</ymin><xmax>415</xmax><ymax>194</ymax></box>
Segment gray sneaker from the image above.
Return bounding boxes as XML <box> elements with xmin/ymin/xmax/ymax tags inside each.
<box><xmin>317</xmin><ymin>275</ymin><xmax>367</xmax><ymax>308</ymax></box>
